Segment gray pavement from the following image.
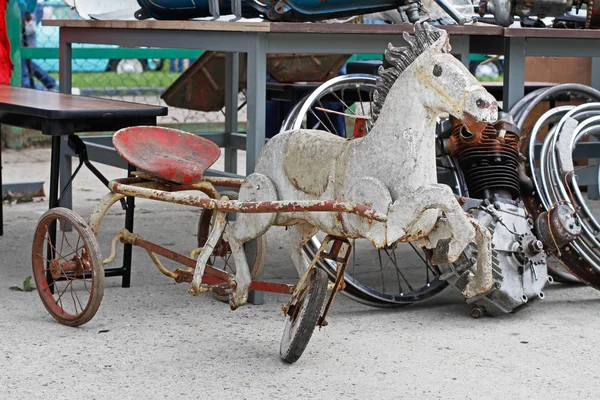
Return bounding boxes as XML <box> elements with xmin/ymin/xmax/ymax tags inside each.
<box><xmin>1</xmin><ymin>148</ymin><xmax>600</xmax><ymax>399</ymax></box>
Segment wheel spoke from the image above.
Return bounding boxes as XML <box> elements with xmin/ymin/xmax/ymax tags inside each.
<box><xmin>316</xmin><ymin>99</ymin><xmax>339</xmax><ymax>136</ymax></box>
<box><xmin>381</xmin><ymin>246</ymin><xmax>415</xmax><ymax>293</ymax></box>
<box><xmin>408</xmin><ymin>242</ymin><xmax>438</xmax><ymax>278</ymax></box>
<box><xmin>308</xmin><ymin>108</ymin><xmax>332</xmax><ymax>134</ymax></box>
<box><xmin>71</xmin><ymin>285</ymin><xmax>85</xmax><ymax>314</ymax></box>
<box><xmin>45</xmin><ymin>236</ymin><xmax>85</xmax><ymax>265</ymax></box>
<box><xmin>357</xmin><ymin>87</ymin><xmax>365</xmax><ymax>116</ymax></box>
<box><xmin>55</xmin><ymin>278</ymin><xmax>74</xmax><ymax>310</ymax></box>
<box><xmin>330</xmin><ymin>91</ymin><xmax>353</xmax><ymax>114</ymax></box>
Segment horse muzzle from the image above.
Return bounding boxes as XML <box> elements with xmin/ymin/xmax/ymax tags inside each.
<box><xmin>461</xmin><ymin>88</ymin><xmax>498</xmax><ymax>135</ymax></box>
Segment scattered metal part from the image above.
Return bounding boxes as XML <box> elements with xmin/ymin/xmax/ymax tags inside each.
<box><xmin>535</xmin><ymin>205</ymin><xmax>582</xmax><ymax>252</ymax></box>
<box><xmin>587</xmin><ymin>0</ymin><xmax>600</xmax><ymax>28</ymax></box>
<box><xmin>479</xmin><ymin>0</ymin><xmax>581</xmax><ymax>26</ymax></box>
<box><xmin>1</xmin><ymin>181</ymin><xmax>45</xmax><ymax>203</ymax></box>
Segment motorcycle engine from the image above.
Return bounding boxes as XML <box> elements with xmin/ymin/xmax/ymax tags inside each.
<box><xmin>438</xmin><ymin>113</ymin><xmax>552</xmax><ymax>317</ymax></box>
<box><xmin>440</xmin><ymin>198</ymin><xmax>549</xmax><ymax>317</ymax></box>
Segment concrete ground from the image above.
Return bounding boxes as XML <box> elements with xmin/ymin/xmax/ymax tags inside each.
<box><xmin>1</xmin><ymin>148</ymin><xmax>600</xmax><ymax>400</ymax></box>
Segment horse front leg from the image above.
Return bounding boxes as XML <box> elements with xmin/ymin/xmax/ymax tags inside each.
<box><xmin>388</xmin><ymin>184</ymin><xmax>474</xmax><ymax>262</ymax></box>
<box><xmin>462</xmin><ymin>217</ymin><xmax>493</xmax><ymax>299</ymax></box>
<box><xmin>223</xmin><ymin>173</ymin><xmax>278</xmax><ymax>310</ymax></box>
<box><xmin>222</xmin><ymin>230</ymin><xmax>253</xmax><ymax>310</ymax></box>
<box><xmin>388</xmin><ymin>183</ymin><xmax>493</xmax><ymax>297</ymax></box>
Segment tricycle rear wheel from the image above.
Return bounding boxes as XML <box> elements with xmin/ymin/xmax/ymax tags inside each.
<box><xmin>280</xmin><ymin>267</ymin><xmax>328</xmax><ymax>364</ymax></box>
<box><xmin>31</xmin><ymin>208</ymin><xmax>104</xmax><ymax>326</ymax></box>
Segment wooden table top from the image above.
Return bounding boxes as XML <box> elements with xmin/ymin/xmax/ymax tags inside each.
<box><xmin>44</xmin><ymin>19</ymin><xmax>272</xmax><ymax>32</ymax></box>
<box><xmin>0</xmin><ymin>86</ymin><xmax>167</xmax><ymax>120</ymax></box>
<box><xmin>44</xmin><ymin>19</ymin><xmax>504</xmax><ymax>36</ymax></box>
<box><xmin>45</xmin><ymin>19</ymin><xmax>600</xmax><ymax>38</ymax></box>
<box><xmin>504</xmin><ymin>27</ymin><xmax>600</xmax><ymax>38</ymax></box>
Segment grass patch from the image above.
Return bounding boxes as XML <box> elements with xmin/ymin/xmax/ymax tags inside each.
<box><xmin>478</xmin><ymin>74</ymin><xmax>504</xmax><ymax>82</ymax></box>
<box><xmin>49</xmin><ymin>71</ymin><xmax>181</xmax><ymax>89</ymax></box>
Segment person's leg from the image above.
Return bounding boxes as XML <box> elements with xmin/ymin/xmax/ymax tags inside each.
<box><xmin>21</xmin><ymin>60</ymin><xmax>33</xmax><ymax>88</ymax></box>
<box><xmin>31</xmin><ymin>61</ymin><xmax>57</xmax><ymax>90</ymax></box>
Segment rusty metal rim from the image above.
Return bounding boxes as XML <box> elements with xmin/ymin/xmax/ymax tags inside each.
<box><xmin>519</xmin><ymin>98</ymin><xmax>600</xmax><ymax>289</ymax></box>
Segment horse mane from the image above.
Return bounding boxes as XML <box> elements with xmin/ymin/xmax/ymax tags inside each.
<box><xmin>372</xmin><ymin>23</ymin><xmax>448</xmax><ymax>123</ymax></box>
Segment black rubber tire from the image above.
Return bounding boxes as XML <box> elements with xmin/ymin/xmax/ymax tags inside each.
<box><xmin>280</xmin><ymin>267</ymin><xmax>328</xmax><ymax>364</ymax></box>
<box><xmin>32</xmin><ymin>207</ymin><xmax>104</xmax><ymax>327</ymax></box>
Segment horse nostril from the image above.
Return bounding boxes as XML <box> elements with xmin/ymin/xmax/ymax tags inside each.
<box><xmin>475</xmin><ymin>98</ymin><xmax>490</xmax><ymax>109</ymax></box>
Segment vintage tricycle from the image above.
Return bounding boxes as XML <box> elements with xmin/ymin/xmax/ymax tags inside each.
<box><xmin>31</xmin><ymin>23</ymin><xmax>498</xmax><ymax>363</ymax></box>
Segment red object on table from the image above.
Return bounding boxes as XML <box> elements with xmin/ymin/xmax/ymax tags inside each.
<box><xmin>0</xmin><ymin>0</ymin><xmax>12</xmax><ymax>85</ymax></box>
<box><xmin>113</xmin><ymin>126</ymin><xmax>221</xmax><ymax>185</ymax></box>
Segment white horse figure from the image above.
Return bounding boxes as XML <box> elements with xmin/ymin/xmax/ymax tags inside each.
<box><xmin>193</xmin><ymin>22</ymin><xmax>498</xmax><ymax>309</ymax></box>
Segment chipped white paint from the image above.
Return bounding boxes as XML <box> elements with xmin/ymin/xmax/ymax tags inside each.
<box><xmin>203</xmin><ymin>22</ymin><xmax>499</xmax><ymax>309</ymax></box>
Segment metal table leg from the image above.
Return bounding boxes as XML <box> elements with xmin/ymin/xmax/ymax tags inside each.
<box><xmin>503</xmin><ymin>37</ymin><xmax>526</xmax><ymax>111</ymax></box>
<box><xmin>459</xmin><ymin>35</ymin><xmax>470</xmax><ymax>68</ymax></box>
<box><xmin>246</xmin><ymin>34</ymin><xmax>267</xmax><ymax>305</ymax></box>
<box><xmin>224</xmin><ymin>52</ymin><xmax>239</xmax><ymax>174</ymax></box>
<box><xmin>59</xmin><ymin>136</ymin><xmax>72</xmax><ymax>210</ymax></box>
<box><xmin>592</xmin><ymin>57</ymin><xmax>600</xmax><ymax>91</ymax></box>
<box><xmin>121</xmin><ymin>164</ymin><xmax>135</xmax><ymax>287</ymax></box>
<box><xmin>46</xmin><ymin>135</ymin><xmax>62</xmax><ymax>289</ymax></box>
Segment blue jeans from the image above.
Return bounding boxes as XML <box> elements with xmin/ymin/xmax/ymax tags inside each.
<box><xmin>169</xmin><ymin>59</ymin><xmax>185</xmax><ymax>73</ymax></box>
<box><xmin>22</xmin><ymin>60</ymin><xmax>57</xmax><ymax>90</ymax></box>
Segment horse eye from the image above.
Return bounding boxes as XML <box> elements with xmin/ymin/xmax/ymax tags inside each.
<box><xmin>433</xmin><ymin>64</ymin><xmax>443</xmax><ymax>77</ymax></box>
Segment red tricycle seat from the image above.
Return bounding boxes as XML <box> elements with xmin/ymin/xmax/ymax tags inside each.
<box><xmin>113</xmin><ymin>126</ymin><xmax>220</xmax><ymax>184</ymax></box>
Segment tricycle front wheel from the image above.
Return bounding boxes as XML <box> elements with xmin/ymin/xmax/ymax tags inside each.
<box><xmin>31</xmin><ymin>208</ymin><xmax>104</xmax><ymax>326</ymax></box>
<box><xmin>280</xmin><ymin>267</ymin><xmax>328</xmax><ymax>364</ymax></box>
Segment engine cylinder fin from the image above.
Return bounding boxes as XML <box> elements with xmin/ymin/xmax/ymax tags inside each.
<box><xmin>451</xmin><ymin>123</ymin><xmax>521</xmax><ymax>200</ymax></box>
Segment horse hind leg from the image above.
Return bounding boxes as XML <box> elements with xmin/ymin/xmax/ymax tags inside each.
<box><xmin>282</xmin><ymin>223</ymin><xmax>319</xmax><ymax>277</ymax></box>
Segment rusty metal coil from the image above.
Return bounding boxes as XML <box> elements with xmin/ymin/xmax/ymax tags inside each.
<box><xmin>517</xmin><ymin>87</ymin><xmax>600</xmax><ymax>288</ymax></box>
<box><xmin>450</xmin><ymin>122</ymin><xmax>521</xmax><ymax>200</ymax></box>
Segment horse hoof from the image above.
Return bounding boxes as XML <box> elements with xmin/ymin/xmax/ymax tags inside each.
<box><xmin>228</xmin><ymin>292</ymin><xmax>248</xmax><ymax>311</ymax></box>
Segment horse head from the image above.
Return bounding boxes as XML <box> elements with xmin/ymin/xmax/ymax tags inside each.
<box><xmin>373</xmin><ymin>22</ymin><xmax>498</xmax><ymax>135</ymax></box>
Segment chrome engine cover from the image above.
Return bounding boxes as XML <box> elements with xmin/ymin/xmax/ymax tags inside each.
<box><xmin>440</xmin><ymin>198</ymin><xmax>549</xmax><ymax>317</ymax></box>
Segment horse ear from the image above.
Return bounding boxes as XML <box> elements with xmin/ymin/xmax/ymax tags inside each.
<box><xmin>433</xmin><ymin>31</ymin><xmax>452</xmax><ymax>54</ymax></box>
<box><xmin>416</xmin><ymin>21</ymin><xmax>451</xmax><ymax>54</ymax></box>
